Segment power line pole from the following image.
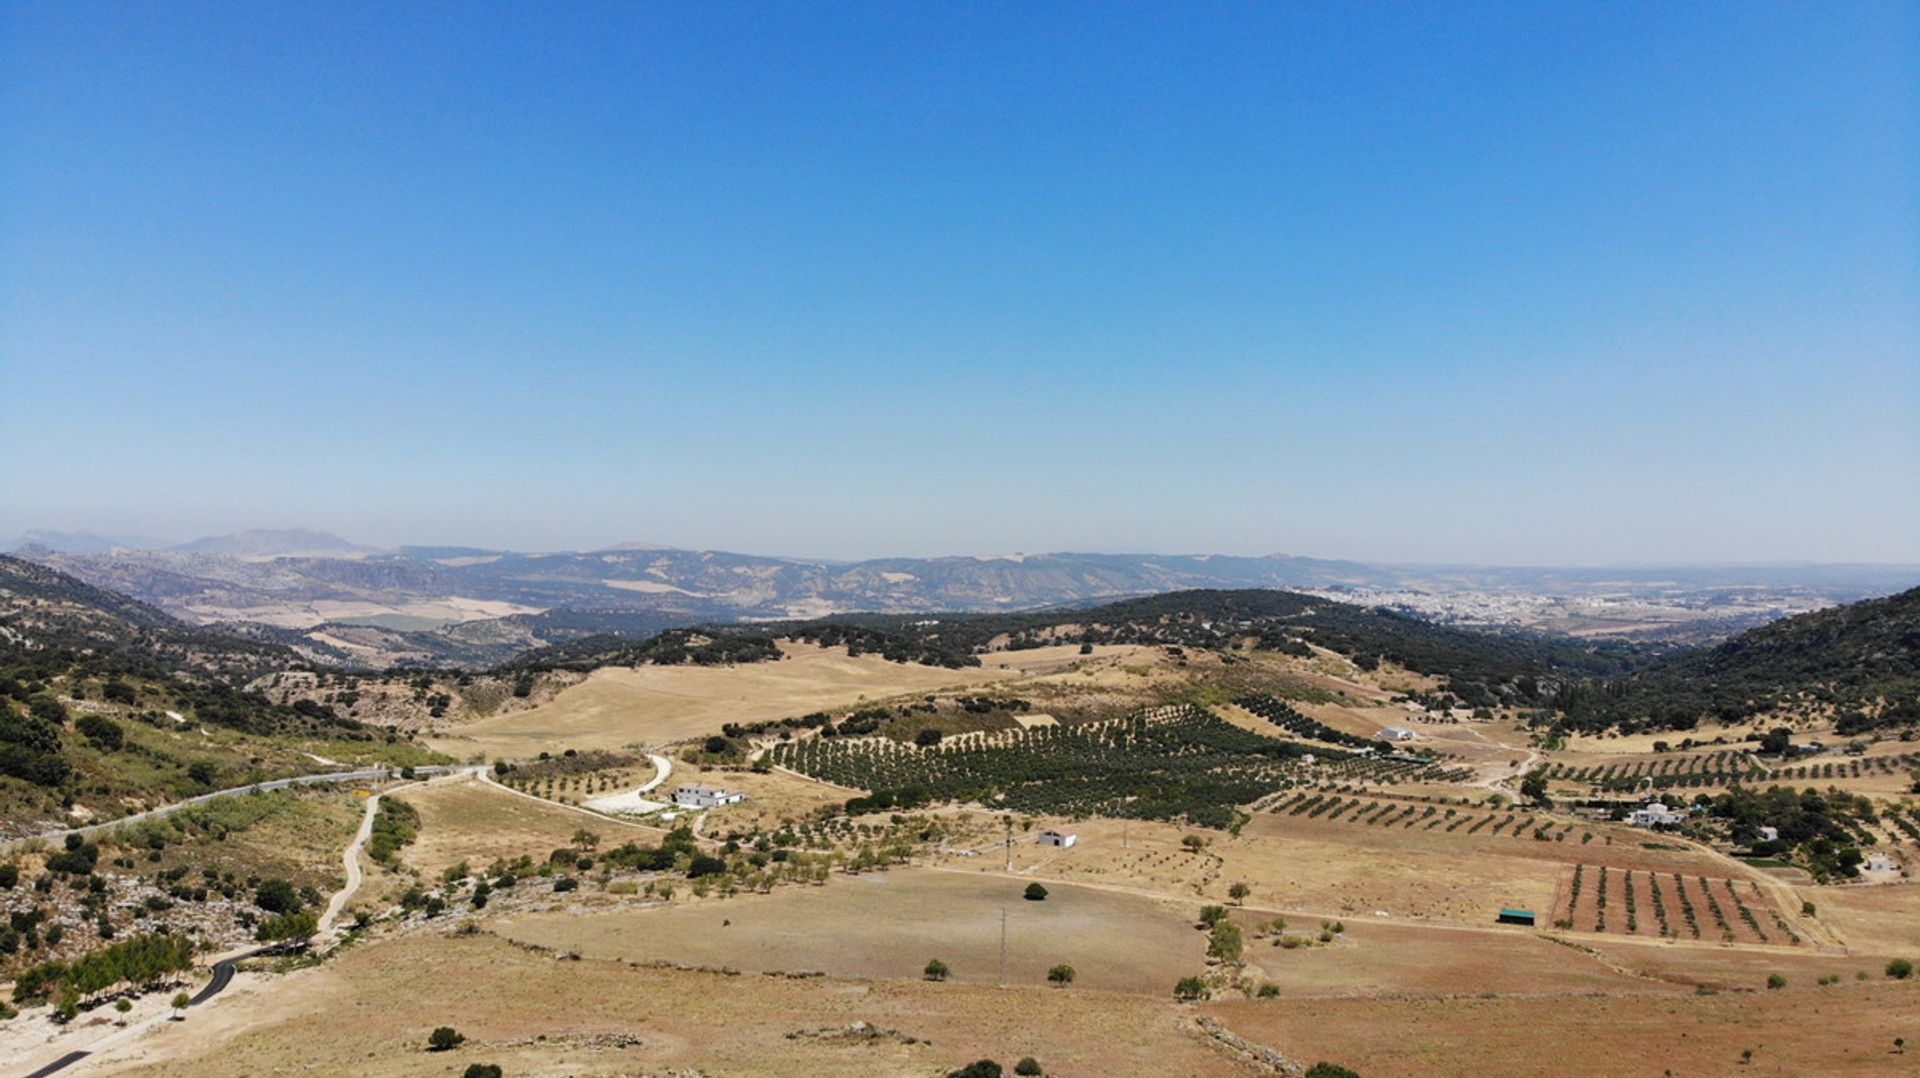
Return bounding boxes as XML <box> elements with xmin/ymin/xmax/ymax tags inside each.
<box><xmin>998</xmin><ymin>906</ymin><xmax>1007</xmax><ymax>987</ymax></box>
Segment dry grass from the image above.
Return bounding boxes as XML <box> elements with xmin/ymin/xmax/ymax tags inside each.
<box><xmin>390</xmin><ymin>778</ymin><xmax>647</xmax><ymax>879</ymax></box>
<box><xmin>102</xmin><ymin>932</ymin><xmax>1244</xmax><ymax>1077</ymax></box>
<box><xmin>1207</xmin><ymin>980</ymin><xmax>1920</xmax><ymax>1077</ymax></box>
<box><xmin>490</xmin><ymin>868</ymin><xmax>1205</xmax><ymax>995</ymax></box>
<box><xmin>426</xmin><ymin>643</ymin><xmax>1039</xmax><ymax>760</ymax></box>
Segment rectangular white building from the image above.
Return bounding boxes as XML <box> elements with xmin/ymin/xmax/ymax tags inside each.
<box><xmin>672</xmin><ymin>783</ymin><xmax>746</xmax><ymax>808</ymax></box>
<box><xmin>1381</xmin><ymin>726</ymin><xmax>1415</xmax><ymax>741</ymax></box>
<box><xmin>1037</xmin><ymin>828</ymin><xmax>1078</xmax><ymax>847</ymax></box>
<box><xmin>1629</xmin><ymin>802</ymin><xmax>1683</xmax><ymax>828</ymax></box>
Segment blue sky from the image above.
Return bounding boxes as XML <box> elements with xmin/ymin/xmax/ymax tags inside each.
<box><xmin>3</xmin><ymin>3</ymin><xmax>1915</xmax><ymax>563</ymax></box>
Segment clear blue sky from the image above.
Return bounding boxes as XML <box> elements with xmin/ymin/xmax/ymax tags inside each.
<box><xmin>3</xmin><ymin>3</ymin><xmax>1915</xmax><ymax>563</ymax></box>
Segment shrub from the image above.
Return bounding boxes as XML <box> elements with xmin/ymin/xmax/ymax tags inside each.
<box><xmin>1023</xmin><ymin>882</ymin><xmax>1048</xmax><ymax>901</ymax></box>
<box><xmin>1047</xmin><ymin>963</ymin><xmax>1075</xmax><ymax>986</ymax></box>
<box><xmin>1304</xmin><ymin>1065</ymin><xmax>1361</xmax><ymax>1078</ymax></box>
<box><xmin>1014</xmin><ymin>1058</ymin><xmax>1043</xmax><ymax>1076</ymax></box>
<box><xmin>1766</xmin><ymin>974</ymin><xmax>1786</xmax><ymax>990</ymax></box>
<box><xmin>948</xmin><ymin>1061</ymin><xmax>1002</xmax><ymax>1078</ymax></box>
<box><xmin>463</xmin><ymin>1066</ymin><xmax>503</xmax><ymax>1078</ymax></box>
<box><xmin>427</xmin><ymin>1026</ymin><xmax>466</xmax><ymax>1051</ymax></box>
<box><xmin>1257</xmin><ymin>983</ymin><xmax>1281</xmax><ymax>998</ymax></box>
<box><xmin>1888</xmin><ymin>958</ymin><xmax>1914</xmax><ymax>980</ymax></box>
<box><xmin>924</xmin><ymin>958</ymin><xmax>950</xmax><ymax>981</ymax></box>
<box><xmin>1173</xmin><ymin>976</ymin><xmax>1209</xmax><ymax>1001</ymax></box>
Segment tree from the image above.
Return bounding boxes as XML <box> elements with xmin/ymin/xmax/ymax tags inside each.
<box><xmin>924</xmin><ymin>958</ymin><xmax>950</xmax><ymax>982</ymax></box>
<box><xmin>571</xmin><ymin>828</ymin><xmax>600</xmax><ymax>852</ymax></box>
<box><xmin>1015</xmin><ymin>1057</ymin><xmax>1044</xmax><ymax>1076</ymax></box>
<box><xmin>1304</xmin><ymin>1065</ymin><xmax>1361</xmax><ymax>1078</ymax></box>
<box><xmin>1173</xmin><ymin>976</ymin><xmax>1209</xmax><ymax>1001</ymax></box>
<box><xmin>169</xmin><ymin>991</ymin><xmax>190</xmax><ymax>1020</ymax></box>
<box><xmin>1520</xmin><ymin>768</ymin><xmax>1551</xmax><ymax>807</ymax></box>
<box><xmin>1766</xmin><ymin>973</ymin><xmax>1786</xmax><ymax>989</ymax></box>
<box><xmin>948</xmin><ymin>1061</ymin><xmax>1003</xmax><ymax>1078</ymax></box>
<box><xmin>1887</xmin><ymin>958</ymin><xmax>1913</xmax><ymax>980</ymax></box>
<box><xmin>76</xmin><ymin>714</ymin><xmax>125</xmax><ymax>751</ymax></box>
<box><xmin>915</xmin><ymin>728</ymin><xmax>944</xmax><ymax>747</ymax></box>
<box><xmin>1198</xmin><ymin>904</ymin><xmax>1228</xmax><ymax>927</ymax></box>
<box><xmin>1208</xmin><ymin>921</ymin><xmax>1244</xmax><ymax>962</ymax></box>
<box><xmin>114</xmin><ymin>998</ymin><xmax>132</xmax><ymax>1025</ymax></box>
<box><xmin>1760</xmin><ymin>727</ymin><xmax>1792</xmax><ymax>757</ymax></box>
<box><xmin>254</xmin><ymin>878</ymin><xmax>301</xmax><ymax>914</ymax></box>
<box><xmin>462</xmin><ymin>1066</ymin><xmax>504</xmax><ymax>1078</ymax></box>
<box><xmin>187</xmin><ymin>761</ymin><xmax>217</xmax><ymax>787</ymax></box>
<box><xmin>1227</xmin><ymin>881</ymin><xmax>1251</xmax><ymax>905</ymax></box>
<box><xmin>428</xmin><ymin>1026</ymin><xmax>466</xmax><ymax>1051</ymax></box>
<box><xmin>1047</xmin><ymin>963</ymin><xmax>1075</xmax><ymax>987</ymax></box>
<box><xmin>1024</xmin><ymin>882</ymin><xmax>1048</xmax><ymax>901</ymax></box>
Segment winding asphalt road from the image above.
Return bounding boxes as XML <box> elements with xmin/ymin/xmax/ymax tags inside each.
<box><xmin>21</xmin><ymin>945</ymin><xmax>283</xmax><ymax>1078</ymax></box>
<box><xmin>0</xmin><ymin>765</ymin><xmax>473</xmax><ymax>854</ymax></box>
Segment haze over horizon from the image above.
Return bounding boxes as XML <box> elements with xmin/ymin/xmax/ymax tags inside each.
<box><xmin>5</xmin><ymin>5</ymin><xmax>1916</xmax><ymax>565</ymax></box>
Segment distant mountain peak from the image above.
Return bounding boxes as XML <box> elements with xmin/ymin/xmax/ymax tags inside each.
<box><xmin>172</xmin><ymin>528</ymin><xmax>377</xmax><ymax>558</ymax></box>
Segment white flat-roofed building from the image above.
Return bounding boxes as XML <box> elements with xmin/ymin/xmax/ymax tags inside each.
<box><xmin>1037</xmin><ymin>828</ymin><xmax>1078</xmax><ymax>847</ymax></box>
<box><xmin>672</xmin><ymin>784</ymin><xmax>745</xmax><ymax>809</ymax></box>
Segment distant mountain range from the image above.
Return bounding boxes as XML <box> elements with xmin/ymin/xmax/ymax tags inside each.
<box><xmin>7</xmin><ymin>529</ymin><xmax>1916</xmax><ymax>668</ymax></box>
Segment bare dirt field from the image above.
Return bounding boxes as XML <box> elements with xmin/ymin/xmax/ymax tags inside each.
<box><xmin>490</xmin><ymin>868</ymin><xmax>1205</xmax><ymax>995</ymax></box>
<box><xmin>1207</xmin><ymin>980</ymin><xmax>1920</xmax><ymax>1077</ymax></box>
<box><xmin>426</xmin><ymin>643</ymin><xmax>1134</xmax><ymax>760</ymax></box>
<box><xmin>98</xmin><ymin>932</ymin><xmax>1246</xmax><ymax>1078</ymax></box>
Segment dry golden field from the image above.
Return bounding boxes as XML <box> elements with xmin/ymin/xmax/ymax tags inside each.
<box><xmin>98</xmin><ymin>933</ymin><xmax>1247</xmax><ymax>1078</ymax></box>
<box><xmin>425</xmin><ymin>642</ymin><xmax>1148</xmax><ymax>760</ymax></box>
<box><xmin>1206</xmin><ymin>980</ymin><xmax>1920</xmax><ymax>1077</ymax></box>
<box><xmin>491</xmin><ymin>869</ymin><xmax>1206</xmax><ymax>994</ymax></box>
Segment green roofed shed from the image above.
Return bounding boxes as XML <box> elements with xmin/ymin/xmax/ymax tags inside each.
<box><xmin>1497</xmin><ymin>908</ymin><xmax>1536</xmax><ymax>926</ymax></box>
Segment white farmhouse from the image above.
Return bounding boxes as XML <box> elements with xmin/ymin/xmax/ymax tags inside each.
<box><xmin>1757</xmin><ymin>826</ymin><xmax>1779</xmax><ymax>843</ymax></box>
<box><xmin>1037</xmin><ymin>828</ymin><xmax>1078</xmax><ymax>848</ymax></box>
<box><xmin>672</xmin><ymin>783</ymin><xmax>746</xmax><ymax>809</ymax></box>
<box><xmin>1380</xmin><ymin>726</ymin><xmax>1415</xmax><ymax>742</ymax></box>
<box><xmin>1629</xmin><ymin>802</ymin><xmax>1684</xmax><ymax>828</ymax></box>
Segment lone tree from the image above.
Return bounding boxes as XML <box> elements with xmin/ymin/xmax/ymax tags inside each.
<box><xmin>924</xmin><ymin>958</ymin><xmax>951</xmax><ymax>981</ymax></box>
<box><xmin>1520</xmin><ymin>768</ymin><xmax>1552</xmax><ymax>807</ymax></box>
<box><xmin>1228</xmin><ymin>881</ymin><xmax>1251</xmax><ymax>905</ymax></box>
<box><xmin>1047</xmin><ymin>964</ymin><xmax>1075</xmax><ymax>987</ymax></box>
<box><xmin>169</xmin><ymin>992</ymin><xmax>191</xmax><ymax>1020</ymax></box>
<box><xmin>1887</xmin><ymin>958</ymin><xmax>1913</xmax><ymax>980</ymax></box>
<box><xmin>1024</xmin><ymin>882</ymin><xmax>1048</xmax><ymax>901</ymax></box>
<box><xmin>428</xmin><ymin>1027</ymin><xmax>467</xmax><ymax>1052</ymax></box>
<box><xmin>1760</xmin><ymin>727</ymin><xmax>1792</xmax><ymax>757</ymax></box>
<box><xmin>948</xmin><ymin>1061</ymin><xmax>1003</xmax><ymax>1078</ymax></box>
<box><xmin>1016</xmin><ymin>1057</ymin><xmax>1045</xmax><ymax>1075</ymax></box>
<box><xmin>463</xmin><ymin>1066</ymin><xmax>504</xmax><ymax>1078</ymax></box>
<box><xmin>1173</xmin><ymin>976</ymin><xmax>1209</xmax><ymax>1001</ymax></box>
<box><xmin>572</xmin><ymin>828</ymin><xmax>600</xmax><ymax>852</ymax></box>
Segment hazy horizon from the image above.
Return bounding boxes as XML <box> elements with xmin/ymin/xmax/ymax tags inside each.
<box><xmin>5</xmin><ymin>6</ymin><xmax>1916</xmax><ymax>565</ymax></box>
<box><xmin>6</xmin><ymin>521</ymin><xmax>1920</xmax><ymax>573</ymax></box>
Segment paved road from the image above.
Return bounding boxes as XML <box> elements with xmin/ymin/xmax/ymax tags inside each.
<box><xmin>20</xmin><ymin>944</ymin><xmax>284</xmax><ymax>1077</ymax></box>
<box><xmin>1</xmin><ymin>765</ymin><xmax>472</xmax><ymax>853</ymax></box>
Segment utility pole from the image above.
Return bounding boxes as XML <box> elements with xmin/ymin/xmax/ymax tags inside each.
<box><xmin>1004</xmin><ymin>815</ymin><xmax>1013</xmax><ymax>872</ymax></box>
<box><xmin>998</xmin><ymin>906</ymin><xmax>1007</xmax><ymax>987</ymax></box>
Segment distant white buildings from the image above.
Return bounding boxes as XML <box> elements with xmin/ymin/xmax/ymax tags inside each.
<box><xmin>1757</xmin><ymin>826</ymin><xmax>1779</xmax><ymax>843</ymax></box>
<box><xmin>1037</xmin><ymin>828</ymin><xmax>1078</xmax><ymax>848</ymax></box>
<box><xmin>1381</xmin><ymin>726</ymin><xmax>1415</xmax><ymax>742</ymax></box>
<box><xmin>1863</xmin><ymin>852</ymin><xmax>1896</xmax><ymax>873</ymax></box>
<box><xmin>1629</xmin><ymin>802</ymin><xmax>1684</xmax><ymax>828</ymax></box>
<box><xmin>671</xmin><ymin>784</ymin><xmax>745</xmax><ymax>809</ymax></box>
